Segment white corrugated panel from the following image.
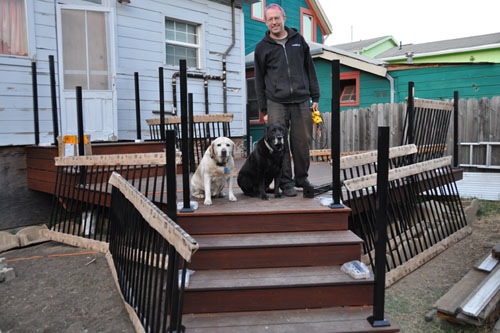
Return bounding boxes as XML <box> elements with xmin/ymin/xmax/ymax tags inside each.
<box><xmin>455</xmin><ymin>172</ymin><xmax>500</xmax><ymax>201</ymax></box>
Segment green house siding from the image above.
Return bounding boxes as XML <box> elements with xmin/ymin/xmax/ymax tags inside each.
<box><xmin>243</xmin><ymin>0</ymin><xmax>325</xmax><ymax>55</ymax></box>
<box><xmin>389</xmin><ymin>63</ymin><xmax>500</xmax><ymax>102</ymax></box>
<box><xmin>314</xmin><ymin>59</ymin><xmax>390</xmax><ymax>113</ymax></box>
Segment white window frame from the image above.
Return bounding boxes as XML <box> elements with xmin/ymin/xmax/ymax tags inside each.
<box><xmin>165</xmin><ymin>18</ymin><xmax>201</xmax><ymax>69</ymax></box>
<box><xmin>302</xmin><ymin>14</ymin><xmax>313</xmax><ymax>41</ymax></box>
<box><xmin>300</xmin><ymin>7</ymin><xmax>316</xmax><ymax>42</ymax></box>
<box><xmin>251</xmin><ymin>0</ymin><xmax>265</xmax><ymax>22</ymax></box>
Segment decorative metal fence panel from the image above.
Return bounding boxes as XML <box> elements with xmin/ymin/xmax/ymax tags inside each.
<box><xmin>322</xmin><ymin>96</ymin><xmax>500</xmax><ymax>168</ymax></box>
<box><xmin>49</xmin><ymin>152</ymin><xmax>178</xmax><ymax>242</ymax></box>
<box><xmin>146</xmin><ymin>113</ymin><xmax>233</xmax><ymax>167</ymax></box>
<box><xmin>108</xmin><ymin>172</ymin><xmax>198</xmax><ymax>333</ymax></box>
<box><xmin>340</xmin><ymin>150</ymin><xmax>468</xmax><ymax>273</ymax></box>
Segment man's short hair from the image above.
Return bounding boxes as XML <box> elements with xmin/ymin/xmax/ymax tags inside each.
<box><xmin>264</xmin><ymin>3</ymin><xmax>286</xmax><ymax>20</ymax></box>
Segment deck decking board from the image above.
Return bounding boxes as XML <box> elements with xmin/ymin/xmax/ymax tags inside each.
<box><xmin>194</xmin><ymin>230</ymin><xmax>361</xmax><ymax>248</ymax></box>
<box><xmin>183</xmin><ymin>306</ymin><xmax>400</xmax><ymax>333</ymax></box>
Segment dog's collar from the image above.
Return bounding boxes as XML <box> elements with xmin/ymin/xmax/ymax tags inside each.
<box><xmin>215</xmin><ymin>161</ymin><xmax>226</xmax><ymax>167</ymax></box>
<box><xmin>264</xmin><ymin>139</ymin><xmax>274</xmax><ymax>153</ymax></box>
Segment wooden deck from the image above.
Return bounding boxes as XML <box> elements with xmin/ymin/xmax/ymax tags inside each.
<box><xmin>170</xmin><ymin>159</ymin><xmax>400</xmax><ymax>332</ymax></box>
<box><xmin>27</xmin><ymin>142</ymin><xmax>472</xmax><ymax>333</ymax></box>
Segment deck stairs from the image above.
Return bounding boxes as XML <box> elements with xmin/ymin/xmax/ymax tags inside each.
<box><xmin>176</xmin><ymin>202</ymin><xmax>400</xmax><ymax>333</ymax></box>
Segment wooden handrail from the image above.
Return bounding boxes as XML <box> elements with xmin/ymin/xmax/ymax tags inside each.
<box><xmin>146</xmin><ymin>113</ymin><xmax>234</xmax><ymax>126</ymax></box>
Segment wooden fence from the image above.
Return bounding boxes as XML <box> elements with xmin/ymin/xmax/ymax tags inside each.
<box><xmin>320</xmin><ymin>96</ymin><xmax>500</xmax><ymax>168</ymax></box>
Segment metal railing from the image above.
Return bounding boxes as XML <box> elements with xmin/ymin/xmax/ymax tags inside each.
<box><xmin>146</xmin><ymin>113</ymin><xmax>233</xmax><ymax>168</ymax></box>
<box><xmin>108</xmin><ymin>172</ymin><xmax>198</xmax><ymax>333</ymax></box>
<box><xmin>49</xmin><ymin>152</ymin><xmax>179</xmax><ymax>242</ymax></box>
<box><xmin>343</xmin><ymin>153</ymin><xmax>468</xmax><ymax>272</ymax></box>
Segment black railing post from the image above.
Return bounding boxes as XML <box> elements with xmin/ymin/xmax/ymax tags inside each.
<box><xmin>76</xmin><ymin>86</ymin><xmax>85</xmax><ymax>156</ymax></box>
<box><xmin>368</xmin><ymin>126</ymin><xmax>391</xmax><ymax>328</ymax></box>
<box><xmin>407</xmin><ymin>81</ymin><xmax>415</xmax><ymax>145</ymax></box>
<box><xmin>453</xmin><ymin>91</ymin><xmax>459</xmax><ymax>168</ymax></box>
<box><xmin>76</xmin><ymin>86</ymin><xmax>87</xmax><ymax>185</ymax></box>
<box><xmin>188</xmin><ymin>93</ymin><xmax>196</xmax><ymax>173</ymax></box>
<box><xmin>179</xmin><ymin>59</ymin><xmax>193</xmax><ymax>212</ymax></box>
<box><xmin>329</xmin><ymin>59</ymin><xmax>344</xmax><ymax>209</ymax></box>
<box><xmin>134</xmin><ymin>72</ymin><xmax>142</xmax><ymax>141</ymax></box>
<box><xmin>159</xmin><ymin>67</ymin><xmax>166</xmax><ymax>141</ymax></box>
<box><xmin>31</xmin><ymin>61</ymin><xmax>40</xmax><ymax>145</ymax></box>
<box><xmin>406</xmin><ymin>81</ymin><xmax>415</xmax><ymax>165</ymax></box>
<box><xmin>49</xmin><ymin>55</ymin><xmax>59</xmax><ymax>145</ymax></box>
<box><xmin>166</xmin><ymin>130</ymin><xmax>178</xmax><ymax>219</ymax></box>
<box><xmin>245</xmin><ymin>102</ymin><xmax>251</xmax><ymax>157</ymax></box>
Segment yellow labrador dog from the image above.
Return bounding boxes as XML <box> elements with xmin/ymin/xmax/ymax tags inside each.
<box><xmin>190</xmin><ymin>137</ymin><xmax>237</xmax><ymax>206</ymax></box>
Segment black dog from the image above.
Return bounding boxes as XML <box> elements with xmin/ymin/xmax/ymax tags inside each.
<box><xmin>237</xmin><ymin>123</ymin><xmax>287</xmax><ymax>200</ymax></box>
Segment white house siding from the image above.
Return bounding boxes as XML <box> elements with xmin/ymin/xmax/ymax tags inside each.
<box><xmin>0</xmin><ymin>0</ymin><xmax>64</xmax><ymax>146</ymax></box>
<box><xmin>114</xmin><ymin>0</ymin><xmax>246</xmax><ymax>140</ymax></box>
<box><xmin>0</xmin><ymin>0</ymin><xmax>246</xmax><ymax>146</ymax></box>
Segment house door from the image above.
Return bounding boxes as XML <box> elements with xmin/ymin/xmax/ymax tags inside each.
<box><xmin>57</xmin><ymin>4</ymin><xmax>116</xmax><ymax>141</ymax></box>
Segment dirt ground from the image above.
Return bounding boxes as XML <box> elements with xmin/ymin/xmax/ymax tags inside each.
<box><xmin>0</xmin><ymin>242</ymin><xmax>135</xmax><ymax>333</ymax></box>
<box><xmin>385</xmin><ymin>200</ymin><xmax>500</xmax><ymax>332</ymax></box>
<box><xmin>1</xmin><ymin>200</ymin><xmax>499</xmax><ymax>333</ymax></box>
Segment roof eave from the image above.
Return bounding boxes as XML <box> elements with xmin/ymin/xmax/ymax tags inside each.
<box><xmin>380</xmin><ymin>43</ymin><xmax>500</xmax><ymax>61</ymax></box>
<box><xmin>308</xmin><ymin>0</ymin><xmax>333</xmax><ymax>36</ymax></box>
<box><xmin>314</xmin><ymin>52</ymin><xmax>387</xmax><ymax>77</ymax></box>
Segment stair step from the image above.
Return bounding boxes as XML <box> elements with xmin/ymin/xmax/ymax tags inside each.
<box><xmin>183</xmin><ymin>266</ymin><xmax>374</xmax><ymax>313</ymax></box>
<box><xmin>177</xmin><ymin>207</ymin><xmax>351</xmax><ymax>235</ymax></box>
<box><xmin>190</xmin><ymin>230</ymin><xmax>363</xmax><ymax>269</ymax></box>
<box><xmin>183</xmin><ymin>305</ymin><xmax>399</xmax><ymax>333</ymax></box>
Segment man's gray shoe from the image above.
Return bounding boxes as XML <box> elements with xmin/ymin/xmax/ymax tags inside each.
<box><xmin>282</xmin><ymin>186</ymin><xmax>297</xmax><ymax>197</ymax></box>
<box><xmin>295</xmin><ymin>179</ymin><xmax>316</xmax><ymax>188</ymax></box>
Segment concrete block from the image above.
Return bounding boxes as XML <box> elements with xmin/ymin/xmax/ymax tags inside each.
<box><xmin>0</xmin><ymin>267</ymin><xmax>15</xmax><ymax>282</ymax></box>
<box><xmin>463</xmin><ymin>198</ymin><xmax>479</xmax><ymax>226</ymax></box>
<box><xmin>0</xmin><ymin>231</ymin><xmax>20</xmax><ymax>253</ymax></box>
<box><xmin>16</xmin><ymin>225</ymin><xmax>49</xmax><ymax>247</ymax></box>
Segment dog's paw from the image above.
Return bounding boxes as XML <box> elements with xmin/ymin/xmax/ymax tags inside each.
<box><xmin>275</xmin><ymin>193</ymin><xmax>283</xmax><ymax>198</ymax></box>
<box><xmin>203</xmin><ymin>198</ymin><xmax>213</xmax><ymax>205</ymax></box>
<box><xmin>260</xmin><ymin>193</ymin><xmax>270</xmax><ymax>200</ymax></box>
<box><xmin>192</xmin><ymin>193</ymin><xmax>205</xmax><ymax>199</ymax></box>
<box><xmin>229</xmin><ymin>193</ymin><xmax>237</xmax><ymax>202</ymax></box>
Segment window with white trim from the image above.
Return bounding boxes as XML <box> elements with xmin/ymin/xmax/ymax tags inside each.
<box><xmin>300</xmin><ymin>7</ymin><xmax>316</xmax><ymax>42</ymax></box>
<box><xmin>251</xmin><ymin>0</ymin><xmax>265</xmax><ymax>22</ymax></box>
<box><xmin>165</xmin><ymin>18</ymin><xmax>200</xmax><ymax>68</ymax></box>
<box><xmin>302</xmin><ymin>14</ymin><xmax>313</xmax><ymax>41</ymax></box>
<box><xmin>0</xmin><ymin>0</ymin><xmax>28</xmax><ymax>56</ymax></box>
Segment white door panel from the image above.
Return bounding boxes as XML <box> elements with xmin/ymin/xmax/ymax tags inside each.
<box><xmin>57</xmin><ymin>4</ymin><xmax>116</xmax><ymax>142</ymax></box>
<box><xmin>62</xmin><ymin>92</ymin><xmax>115</xmax><ymax>141</ymax></box>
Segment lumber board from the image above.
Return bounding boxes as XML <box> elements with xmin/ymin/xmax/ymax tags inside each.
<box><xmin>434</xmin><ymin>269</ymin><xmax>487</xmax><ymax>316</ymax></box>
<box><xmin>460</xmin><ymin>265</ymin><xmax>500</xmax><ymax>317</ymax></box>
<box><xmin>343</xmin><ymin>156</ymin><xmax>451</xmax><ymax>191</ymax></box>
<box><xmin>108</xmin><ymin>172</ymin><xmax>199</xmax><ymax>261</ymax></box>
<box><xmin>146</xmin><ymin>113</ymin><xmax>234</xmax><ymax>125</ymax></box>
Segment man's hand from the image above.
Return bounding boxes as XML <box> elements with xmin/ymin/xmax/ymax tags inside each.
<box><xmin>311</xmin><ymin>102</ymin><xmax>319</xmax><ymax>112</ymax></box>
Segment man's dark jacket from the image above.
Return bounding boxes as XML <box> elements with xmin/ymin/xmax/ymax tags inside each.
<box><xmin>254</xmin><ymin>26</ymin><xmax>320</xmax><ymax>114</ymax></box>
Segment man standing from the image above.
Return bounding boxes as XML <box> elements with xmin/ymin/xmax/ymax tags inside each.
<box><xmin>254</xmin><ymin>3</ymin><xmax>320</xmax><ymax>197</ymax></box>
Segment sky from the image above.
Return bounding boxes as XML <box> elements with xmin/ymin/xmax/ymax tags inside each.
<box><xmin>317</xmin><ymin>0</ymin><xmax>500</xmax><ymax>46</ymax></box>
